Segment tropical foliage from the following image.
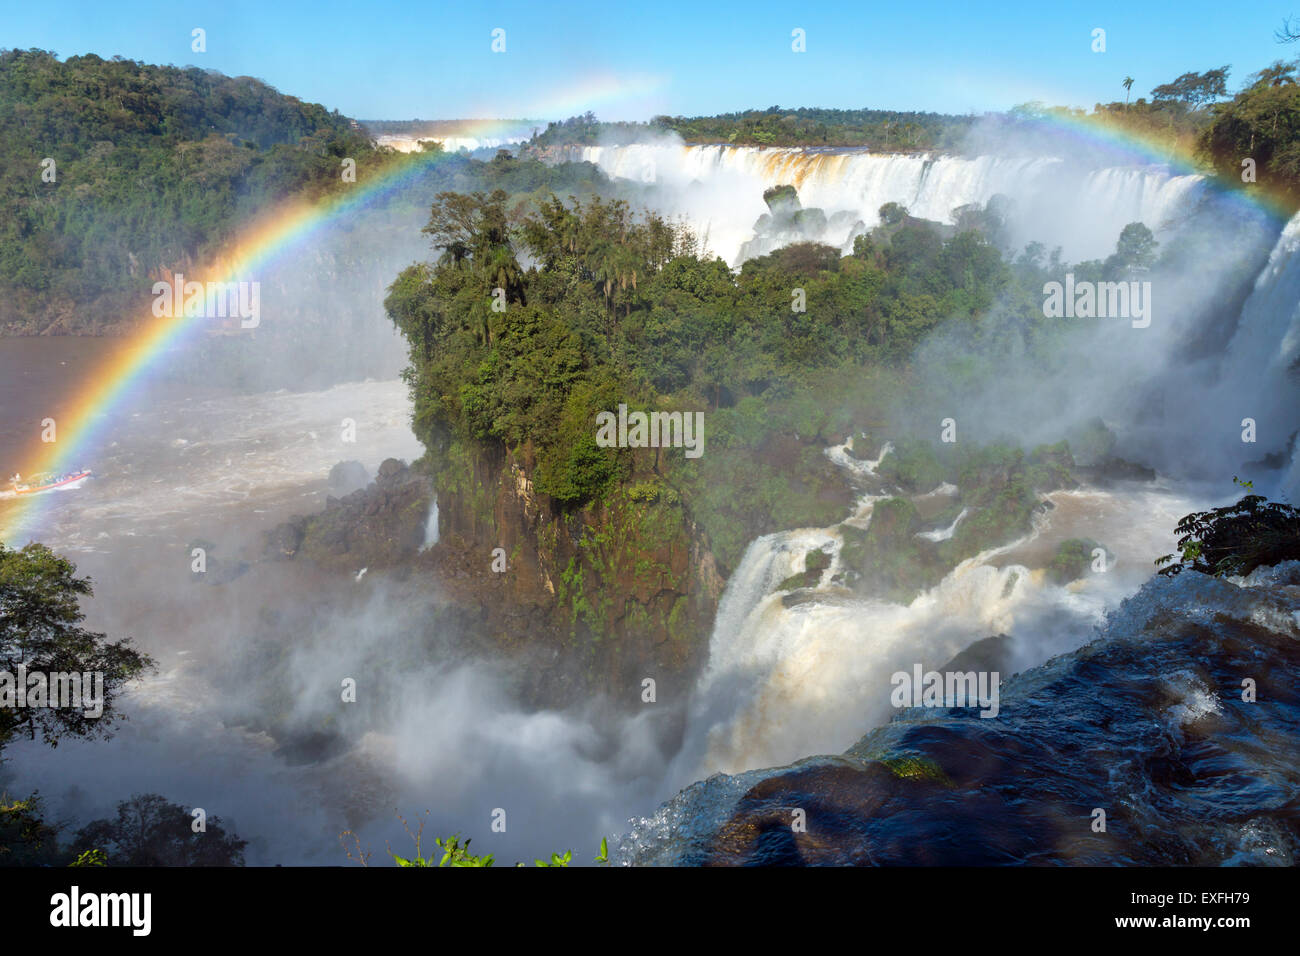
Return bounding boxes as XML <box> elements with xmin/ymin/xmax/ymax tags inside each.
<box><xmin>0</xmin><ymin>541</ymin><xmax>151</xmax><ymax>749</ymax></box>
<box><xmin>1156</xmin><ymin>481</ymin><xmax>1300</xmax><ymax>577</ymax></box>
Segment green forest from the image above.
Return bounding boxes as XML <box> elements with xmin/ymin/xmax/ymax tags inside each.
<box><xmin>384</xmin><ymin>180</ymin><xmax>1174</xmax><ymax>576</ymax></box>
<box><xmin>0</xmin><ymin>49</ymin><xmax>376</xmax><ymax>332</ymax></box>
<box><xmin>4</xmin><ymin>49</ymin><xmax>1300</xmax><ymax>335</ymax></box>
<box><xmin>527</xmin><ymin>107</ymin><xmax>974</xmax><ymax>150</ymax></box>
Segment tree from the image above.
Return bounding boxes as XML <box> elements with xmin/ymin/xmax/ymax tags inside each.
<box><xmin>71</xmin><ymin>793</ymin><xmax>247</xmax><ymax>866</ymax></box>
<box><xmin>1156</xmin><ymin>484</ymin><xmax>1300</xmax><ymax>577</ymax></box>
<box><xmin>878</xmin><ymin>202</ymin><xmax>908</xmax><ymax>225</ymax></box>
<box><xmin>1199</xmin><ymin>62</ymin><xmax>1300</xmax><ymax>198</ymax></box>
<box><xmin>0</xmin><ymin>793</ymin><xmax>64</xmax><ymax>865</ymax></box>
<box><xmin>422</xmin><ymin>190</ymin><xmax>504</xmax><ymax>266</ymax></box>
<box><xmin>1104</xmin><ymin>222</ymin><xmax>1158</xmax><ymax>277</ymax></box>
<box><xmin>1123</xmin><ymin>76</ymin><xmax>1134</xmax><ymax>108</ymax></box>
<box><xmin>1151</xmin><ymin>66</ymin><xmax>1230</xmax><ymax>110</ymax></box>
<box><xmin>0</xmin><ymin>542</ymin><xmax>152</xmax><ymax>751</ymax></box>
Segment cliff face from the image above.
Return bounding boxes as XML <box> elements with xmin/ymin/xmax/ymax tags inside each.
<box><xmin>266</xmin><ymin>458</ymin><xmax>434</xmax><ymax>570</ymax></box>
<box><xmin>428</xmin><ymin>439</ymin><xmax>725</xmax><ymax>710</ymax></box>
<box><xmin>266</xmin><ymin>445</ymin><xmax>725</xmax><ymax>712</ymax></box>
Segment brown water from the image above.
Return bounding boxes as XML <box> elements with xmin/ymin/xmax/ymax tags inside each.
<box><xmin>0</xmin><ymin>337</ymin><xmax>119</xmax><ymax>475</ymax></box>
<box><xmin>0</xmin><ymin>332</ymin><xmax>449</xmax><ymax>864</ymax></box>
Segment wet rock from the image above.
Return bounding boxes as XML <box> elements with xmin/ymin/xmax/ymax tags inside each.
<box><xmin>265</xmin><ymin>516</ymin><xmax>307</xmax><ymax>559</ymax></box>
<box><xmin>264</xmin><ymin>460</ymin><xmax>432</xmax><ymax>570</ymax></box>
<box><xmin>1077</xmin><ymin>456</ymin><xmax>1158</xmax><ymax>485</ymax></box>
<box><xmin>634</xmin><ymin>565</ymin><xmax>1300</xmax><ymax>866</ymax></box>
<box><xmin>328</xmin><ymin>460</ymin><xmax>370</xmax><ymax>496</ymax></box>
<box><xmin>939</xmin><ymin>634</ymin><xmax>1015</xmax><ymax>675</ymax></box>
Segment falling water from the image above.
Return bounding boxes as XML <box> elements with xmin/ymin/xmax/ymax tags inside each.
<box><xmin>570</xmin><ymin>143</ymin><xmax>1207</xmax><ymax>264</ymax></box>
<box><xmin>422</xmin><ymin>496</ymin><xmax>440</xmax><ymax>550</ymax></box>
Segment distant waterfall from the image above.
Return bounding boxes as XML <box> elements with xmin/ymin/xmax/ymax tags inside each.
<box><xmin>569</xmin><ymin>143</ymin><xmax>1206</xmax><ymax>265</ymax></box>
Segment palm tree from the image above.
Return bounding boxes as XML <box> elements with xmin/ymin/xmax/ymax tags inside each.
<box><xmin>479</xmin><ymin>245</ymin><xmax>523</xmax><ymax>345</ymax></box>
<box><xmin>585</xmin><ymin>237</ymin><xmax>618</xmax><ymax>305</ymax></box>
<box><xmin>1123</xmin><ymin>76</ymin><xmax>1134</xmax><ymax>109</ymax></box>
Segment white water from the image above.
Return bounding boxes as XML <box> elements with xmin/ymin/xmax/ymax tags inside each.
<box><xmin>7</xmin><ymin>378</ymin><xmax>424</xmax><ymax>552</ymax></box>
<box><xmin>1</xmin><ymin>373</ymin><xmax>672</xmax><ymax>865</ymax></box>
<box><xmin>422</xmin><ymin>497</ymin><xmax>440</xmax><ymax>550</ymax></box>
<box><xmin>574</xmin><ymin>143</ymin><xmax>1206</xmax><ymax>265</ymax></box>
<box><xmin>1211</xmin><ymin>211</ymin><xmax>1300</xmax><ymax>502</ymax></box>
<box><xmin>0</xmin><ymin>475</ymin><xmax>89</xmax><ymax>500</ymax></box>
<box><xmin>673</xmin><ymin>444</ymin><xmax>1197</xmax><ymax>779</ymax></box>
<box><xmin>917</xmin><ymin>507</ymin><xmax>969</xmax><ymax>542</ymax></box>
<box><xmin>377</xmin><ymin>133</ymin><xmax>531</xmax><ymax>154</ymax></box>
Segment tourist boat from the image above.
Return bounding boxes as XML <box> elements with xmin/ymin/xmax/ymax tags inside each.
<box><xmin>6</xmin><ymin>470</ymin><xmax>92</xmax><ymax>495</ymax></box>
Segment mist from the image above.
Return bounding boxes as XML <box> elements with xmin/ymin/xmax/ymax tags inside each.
<box><xmin>895</xmin><ymin>118</ymin><xmax>1296</xmax><ymax>500</ymax></box>
<box><xmin>578</xmin><ymin>117</ymin><xmax>1298</xmax><ymax>498</ymax></box>
<box><xmin>8</xmin><ymin>117</ymin><xmax>1299</xmax><ymax>867</ymax></box>
<box><xmin>1</xmin><ymin>507</ymin><xmax>679</xmax><ymax>865</ymax></box>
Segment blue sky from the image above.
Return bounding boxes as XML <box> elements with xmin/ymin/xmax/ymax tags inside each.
<box><xmin>3</xmin><ymin>0</ymin><xmax>1294</xmax><ymax>121</ymax></box>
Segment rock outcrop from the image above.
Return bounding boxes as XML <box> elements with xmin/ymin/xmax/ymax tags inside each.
<box><xmin>265</xmin><ymin>458</ymin><xmax>433</xmax><ymax>570</ymax></box>
<box><xmin>623</xmin><ymin>563</ymin><xmax>1300</xmax><ymax>865</ymax></box>
<box><xmin>265</xmin><ymin>447</ymin><xmax>725</xmax><ymax>712</ymax></box>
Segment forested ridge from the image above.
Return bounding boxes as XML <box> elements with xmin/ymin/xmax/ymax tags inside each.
<box><xmin>527</xmin><ymin>107</ymin><xmax>973</xmax><ymax>150</ymax></box>
<box><xmin>7</xmin><ymin>49</ymin><xmax>1300</xmax><ymax>336</ymax></box>
<box><xmin>0</xmin><ymin>49</ymin><xmax>374</xmax><ymax>332</ymax></box>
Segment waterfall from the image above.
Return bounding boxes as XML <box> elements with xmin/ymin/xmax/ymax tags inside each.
<box><xmin>589</xmin><ymin>139</ymin><xmax>1300</xmax><ymax>861</ymax></box>
<box><xmin>917</xmin><ymin>507</ymin><xmax>969</xmax><ymax>542</ymax></box>
<box><xmin>571</xmin><ymin>141</ymin><xmax>1290</xmax><ymax>491</ymax></box>
<box><xmin>421</xmin><ymin>496</ymin><xmax>439</xmax><ymax>550</ymax></box>
<box><xmin>624</xmin><ymin>559</ymin><xmax>1300</xmax><ymax>866</ymax></box>
<box><xmin>572</xmin><ymin>143</ymin><xmax>1207</xmax><ymax>265</ymax></box>
<box><xmin>671</xmin><ymin>443</ymin><xmax>1198</xmax><ymax>783</ymax></box>
<box><xmin>1209</xmin><ymin>210</ymin><xmax>1300</xmax><ymax>502</ymax></box>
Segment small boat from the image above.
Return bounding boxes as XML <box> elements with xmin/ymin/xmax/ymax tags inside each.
<box><xmin>7</xmin><ymin>470</ymin><xmax>93</xmax><ymax>495</ymax></box>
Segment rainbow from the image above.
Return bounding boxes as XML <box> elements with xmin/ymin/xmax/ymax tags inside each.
<box><xmin>526</xmin><ymin>72</ymin><xmax>667</xmax><ymax>121</ymax></box>
<box><xmin>1028</xmin><ymin>108</ymin><xmax>1295</xmax><ymax>219</ymax></box>
<box><xmin>0</xmin><ymin>109</ymin><xmax>1290</xmax><ymax>547</ymax></box>
<box><xmin>0</xmin><ymin>146</ymin><xmax>455</xmax><ymax>545</ymax></box>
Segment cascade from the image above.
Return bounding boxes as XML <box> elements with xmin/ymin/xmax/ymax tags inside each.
<box><xmin>572</xmin><ymin>143</ymin><xmax>1207</xmax><ymax>265</ymax></box>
